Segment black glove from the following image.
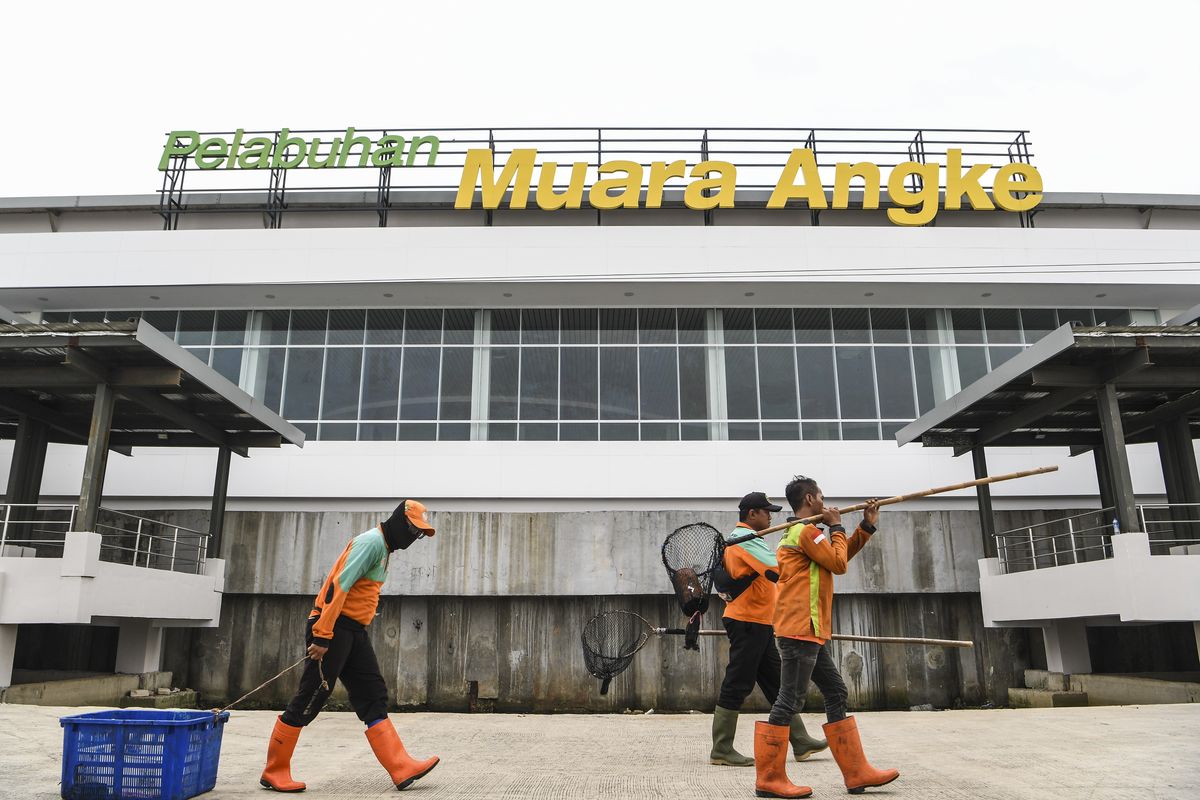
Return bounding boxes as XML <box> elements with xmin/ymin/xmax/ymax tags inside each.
<box><xmin>684</xmin><ymin>615</ymin><xmax>701</xmax><ymax>651</ymax></box>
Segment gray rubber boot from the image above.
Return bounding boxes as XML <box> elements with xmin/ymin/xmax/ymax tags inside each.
<box><xmin>790</xmin><ymin>714</ymin><xmax>828</xmax><ymax>761</ymax></box>
<box><xmin>710</xmin><ymin>706</ymin><xmax>755</xmax><ymax>766</ymax></box>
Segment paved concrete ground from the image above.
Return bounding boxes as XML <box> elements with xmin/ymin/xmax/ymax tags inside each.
<box><xmin>1</xmin><ymin>705</ymin><xmax>1198</xmax><ymax>799</ymax></box>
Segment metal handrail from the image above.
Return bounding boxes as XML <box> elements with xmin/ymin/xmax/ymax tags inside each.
<box><xmin>994</xmin><ymin>507</ymin><xmax>1115</xmax><ymax>574</ymax></box>
<box><xmin>0</xmin><ymin>503</ymin><xmax>208</xmax><ymax>575</ymax></box>
<box><xmin>995</xmin><ymin>502</ymin><xmax>1200</xmax><ymax>572</ymax></box>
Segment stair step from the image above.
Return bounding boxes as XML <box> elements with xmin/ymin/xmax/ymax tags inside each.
<box><xmin>1024</xmin><ymin>669</ymin><xmax>1068</xmax><ymax>691</ymax></box>
<box><xmin>1008</xmin><ymin>687</ymin><xmax>1089</xmax><ymax>708</ymax></box>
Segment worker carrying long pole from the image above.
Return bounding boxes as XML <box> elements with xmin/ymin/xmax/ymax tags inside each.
<box><xmin>754</xmin><ymin>476</ymin><xmax>899</xmax><ymax>799</ymax></box>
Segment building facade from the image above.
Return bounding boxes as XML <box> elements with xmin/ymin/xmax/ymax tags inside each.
<box><xmin>2</xmin><ymin>129</ymin><xmax>1199</xmax><ymax>709</ymax></box>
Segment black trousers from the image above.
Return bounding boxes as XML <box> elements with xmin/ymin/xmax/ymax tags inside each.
<box><xmin>281</xmin><ymin>615</ymin><xmax>389</xmax><ymax>727</ymax></box>
<box><xmin>767</xmin><ymin>637</ymin><xmax>848</xmax><ymax>726</ymax></box>
<box><xmin>717</xmin><ymin>618</ymin><xmax>782</xmax><ymax>711</ymax></box>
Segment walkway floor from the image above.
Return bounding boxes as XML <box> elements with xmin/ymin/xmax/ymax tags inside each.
<box><xmin>1</xmin><ymin>704</ymin><xmax>1197</xmax><ymax>799</ymax></box>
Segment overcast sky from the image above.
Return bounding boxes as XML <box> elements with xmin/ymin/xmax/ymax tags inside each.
<box><xmin>2</xmin><ymin>1</ymin><xmax>1197</xmax><ymax>198</ymax></box>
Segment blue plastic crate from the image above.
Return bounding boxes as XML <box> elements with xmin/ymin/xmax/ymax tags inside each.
<box><xmin>59</xmin><ymin>709</ymin><xmax>229</xmax><ymax>800</ymax></box>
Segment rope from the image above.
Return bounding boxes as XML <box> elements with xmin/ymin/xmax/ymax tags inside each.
<box><xmin>214</xmin><ymin>656</ymin><xmax>329</xmax><ymax>717</ymax></box>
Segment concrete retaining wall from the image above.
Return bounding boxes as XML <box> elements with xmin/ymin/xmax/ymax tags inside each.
<box><xmin>162</xmin><ymin>592</ymin><xmax>1027</xmax><ymax>712</ymax></box>
<box><xmin>145</xmin><ymin>508</ymin><xmax>1098</xmax><ymax>597</ymax></box>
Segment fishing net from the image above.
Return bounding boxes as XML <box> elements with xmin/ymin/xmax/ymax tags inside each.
<box><xmin>581</xmin><ymin>610</ymin><xmax>651</xmax><ymax>694</ymax></box>
<box><xmin>661</xmin><ymin>522</ymin><xmax>726</xmax><ymax>649</ymax></box>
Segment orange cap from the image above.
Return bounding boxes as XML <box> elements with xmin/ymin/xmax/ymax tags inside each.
<box><xmin>405</xmin><ymin>500</ymin><xmax>435</xmax><ymax>535</ymax></box>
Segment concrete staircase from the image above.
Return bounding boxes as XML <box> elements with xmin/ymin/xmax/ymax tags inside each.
<box><xmin>1008</xmin><ymin>670</ymin><xmax>1089</xmax><ymax>708</ymax></box>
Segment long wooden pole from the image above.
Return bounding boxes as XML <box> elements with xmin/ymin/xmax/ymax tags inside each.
<box><xmin>653</xmin><ymin>629</ymin><xmax>974</xmax><ymax>648</ymax></box>
<box><xmin>729</xmin><ymin>465</ymin><xmax>1058</xmax><ymax>543</ymax></box>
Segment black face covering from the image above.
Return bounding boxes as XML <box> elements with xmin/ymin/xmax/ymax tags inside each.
<box><xmin>381</xmin><ymin>503</ymin><xmax>422</xmax><ymax>551</ymax></box>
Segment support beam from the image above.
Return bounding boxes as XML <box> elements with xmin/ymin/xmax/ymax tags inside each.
<box><xmin>0</xmin><ymin>305</ymin><xmax>30</xmax><ymax>325</ymax></box>
<box><xmin>930</xmin><ymin>432</ymin><xmax>1102</xmax><ymax>449</ymax></box>
<box><xmin>5</xmin><ymin>415</ymin><xmax>49</xmax><ymax>505</ymax></box>
<box><xmin>77</xmin><ymin>383</ymin><xmax>115</xmax><ymax>533</ymax></box>
<box><xmin>1122</xmin><ymin>390</ymin><xmax>1200</xmax><ymax>440</ymax></box>
<box><xmin>1032</xmin><ymin>365</ymin><xmax>1200</xmax><ymax>389</ymax></box>
<box><xmin>62</xmin><ymin>345</ymin><xmax>108</xmax><ymax>383</ymax></box>
<box><xmin>0</xmin><ymin>365</ymin><xmax>182</xmax><ymax>388</ymax></box>
<box><xmin>0</xmin><ymin>390</ymin><xmax>88</xmax><ymax>446</ymax></box>
<box><xmin>118</xmin><ymin>387</ymin><xmax>247</xmax><ymax>457</ymax></box>
<box><xmin>1097</xmin><ymin>382</ymin><xmax>1137</xmax><ymax>532</ymax></box>
<box><xmin>105</xmin><ymin>432</ymin><xmax>281</xmax><ymax>450</ymax></box>
<box><xmin>972</xmin><ymin>446</ymin><xmax>997</xmax><ymax>558</ymax></box>
<box><xmin>0</xmin><ymin>390</ymin><xmax>131</xmax><ymax>457</ymax></box>
<box><xmin>1165</xmin><ymin>303</ymin><xmax>1200</xmax><ymax>326</ymax></box>
<box><xmin>955</xmin><ymin>347</ymin><xmax>1150</xmax><ymax>455</ymax></box>
<box><xmin>209</xmin><ymin>446</ymin><xmax>231</xmax><ymax>559</ymax></box>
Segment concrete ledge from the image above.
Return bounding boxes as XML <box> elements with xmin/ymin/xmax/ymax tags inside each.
<box><xmin>0</xmin><ymin>670</ymin><xmax>171</xmax><ymax>706</ymax></box>
<box><xmin>1068</xmin><ymin>673</ymin><xmax>1200</xmax><ymax>705</ymax></box>
<box><xmin>121</xmin><ymin>689</ymin><xmax>198</xmax><ymax>709</ymax></box>
<box><xmin>1008</xmin><ymin>688</ymin><xmax>1089</xmax><ymax>708</ymax></box>
<box><xmin>1024</xmin><ymin>669</ymin><xmax>1069</xmax><ymax>691</ymax></box>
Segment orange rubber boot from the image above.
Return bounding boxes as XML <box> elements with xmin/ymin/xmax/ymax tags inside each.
<box><xmin>823</xmin><ymin>716</ymin><xmax>899</xmax><ymax>794</ymax></box>
<box><xmin>260</xmin><ymin>717</ymin><xmax>306</xmax><ymax>792</ymax></box>
<box><xmin>365</xmin><ymin>718</ymin><xmax>440</xmax><ymax>790</ymax></box>
<box><xmin>753</xmin><ymin>721</ymin><xmax>813</xmax><ymax>798</ymax></box>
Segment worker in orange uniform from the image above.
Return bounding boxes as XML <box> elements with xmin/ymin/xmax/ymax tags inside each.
<box><xmin>753</xmin><ymin>477</ymin><xmax>898</xmax><ymax>798</ymax></box>
<box><xmin>260</xmin><ymin>500</ymin><xmax>440</xmax><ymax>793</ymax></box>
<box><xmin>711</xmin><ymin>492</ymin><xmax>827</xmax><ymax>767</ymax></box>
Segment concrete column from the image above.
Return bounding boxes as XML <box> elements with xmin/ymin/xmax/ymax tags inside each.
<box><xmin>1155</xmin><ymin>419</ymin><xmax>1198</xmax><ymax>544</ymax></box>
<box><xmin>0</xmin><ymin>624</ymin><xmax>17</xmax><ymax>688</ymax></box>
<box><xmin>1042</xmin><ymin>620</ymin><xmax>1092</xmax><ymax>674</ymax></box>
<box><xmin>5</xmin><ymin>415</ymin><xmax>49</xmax><ymax>505</ymax></box>
<box><xmin>1096</xmin><ymin>383</ymin><xmax>1137</xmax><ymax>532</ymax></box>
<box><xmin>115</xmin><ymin>620</ymin><xmax>163</xmax><ymax>674</ymax></box>
<box><xmin>1093</xmin><ymin>445</ymin><xmax>1115</xmax><ymax>522</ymax></box>
<box><xmin>208</xmin><ymin>446</ymin><xmax>231</xmax><ymax>559</ymax></box>
<box><xmin>1167</xmin><ymin>416</ymin><xmax>1200</xmax><ymax>543</ymax></box>
<box><xmin>972</xmin><ymin>446</ymin><xmax>997</xmax><ymax>559</ymax></box>
<box><xmin>78</xmin><ymin>383</ymin><xmax>116</xmax><ymax>533</ymax></box>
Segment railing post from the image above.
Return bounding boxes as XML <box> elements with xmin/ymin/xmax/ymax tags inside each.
<box><xmin>135</xmin><ymin>518</ymin><xmax>144</xmax><ymax>568</ymax></box>
<box><xmin>1027</xmin><ymin>527</ymin><xmax>1035</xmax><ymax>570</ymax></box>
<box><xmin>1068</xmin><ymin>516</ymin><xmax>1077</xmax><ymax>564</ymax></box>
<box><xmin>171</xmin><ymin>527</ymin><xmax>179</xmax><ymax>573</ymax></box>
<box><xmin>1</xmin><ymin>504</ymin><xmax>10</xmax><ymax>551</ymax></box>
<box><xmin>1050</xmin><ymin>531</ymin><xmax>1059</xmax><ymax>567</ymax></box>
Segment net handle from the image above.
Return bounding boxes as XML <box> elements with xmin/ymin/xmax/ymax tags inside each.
<box><xmin>727</xmin><ymin>466</ymin><xmax>1058</xmax><ymax>544</ymax></box>
<box><xmin>654</xmin><ymin>628</ymin><xmax>973</xmax><ymax>648</ymax></box>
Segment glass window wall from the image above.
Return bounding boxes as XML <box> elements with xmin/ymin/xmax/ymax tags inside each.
<box><xmin>38</xmin><ymin>306</ymin><xmax>1158</xmax><ymax>441</ymax></box>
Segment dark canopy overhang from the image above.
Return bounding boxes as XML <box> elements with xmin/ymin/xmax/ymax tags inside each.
<box><xmin>0</xmin><ymin>319</ymin><xmax>304</xmax><ymax>456</ymax></box>
<box><xmin>896</xmin><ymin>324</ymin><xmax>1200</xmax><ymax>456</ymax></box>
